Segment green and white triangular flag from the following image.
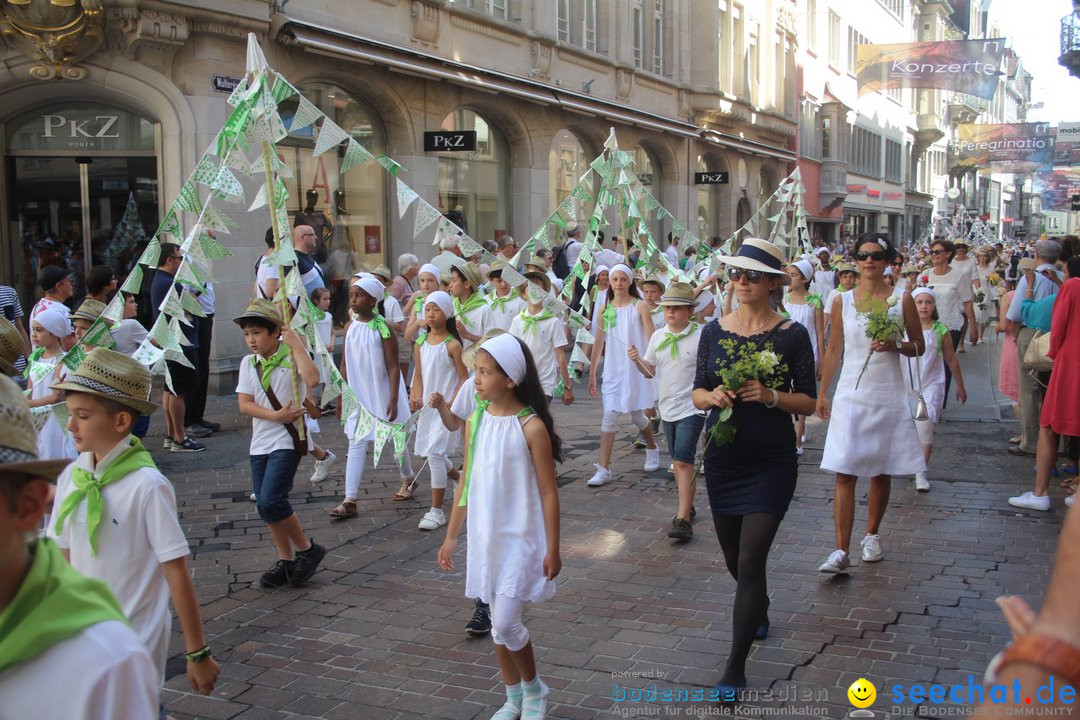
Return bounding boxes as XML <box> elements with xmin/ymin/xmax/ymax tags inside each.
<box><xmin>289</xmin><ymin>96</ymin><xmax>322</xmax><ymax>132</ymax></box>
<box><xmin>158</xmin><ymin>286</ymin><xmax>184</xmax><ymax>319</ymax></box>
<box><xmin>375</xmin><ymin>155</ymin><xmax>403</xmax><ymax>176</ymax></box>
<box><xmin>211</xmin><ymin>165</ymin><xmax>245</xmax><ymax>200</ymax></box>
<box><xmin>313</xmin><ymin>117</ymin><xmax>349</xmax><ymax>157</ymax></box>
<box><xmin>395</xmin><ymin>178</ymin><xmax>419</xmax><ymax>219</ymax></box>
<box><xmin>342</xmin><ymin>138</ymin><xmax>374</xmax><ymax>173</ymax></box>
<box><xmin>173</xmin><ymin>181</ymin><xmax>202</xmax><ymax>213</ymax></box>
<box><xmin>191</xmin><ymin>156</ymin><xmax>220</xmax><ymax>186</ymax></box>
<box><xmin>371</xmin><ymin>421</ymin><xmax>392</xmax><ymax>466</ymax></box>
<box><xmin>120</xmin><ymin>265</ymin><xmax>143</xmax><ymax>294</ymax></box>
<box><xmin>181</xmin><ymin>291</ymin><xmax>207</xmax><ymax>318</ymax></box>
<box><xmin>132</xmin><ymin>338</ymin><xmax>164</xmax><ymax>367</ymax></box>
<box><xmin>413</xmin><ymin>200</ymin><xmax>441</xmax><ymax>238</ymax></box>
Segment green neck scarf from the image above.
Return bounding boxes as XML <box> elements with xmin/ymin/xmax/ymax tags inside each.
<box><xmin>458</xmin><ymin>399</ymin><xmax>533</xmax><ymax>507</ymax></box>
<box><xmin>412</xmin><ymin>292</ymin><xmax>425</xmax><ymax>316</ymax></box>
<box><xmin>488</xmin><ymin>293</ymin><xmax>516</xmax><ymax>313</ymax></box>
<box><xmin>53</xmin><ymin>437</ymin><xmax>157</xmax><ymax>556</ymax></box>
<box><xmin>252</xmin><ymin>343</ymin><xmax>292</xmax><ymax>391</ymax></box>
<box><xmin>601</xmin><ymin>303</ymin><xmax>617</xmax><ymax>332</ymax></box>
<box><xmin>22</xmin><ymin>347</ymin><xmax>45</xmax><ymax>379</ymax></box>
<box><xmin>364</xmin><ymin>313</ymin><xmax>392</xmax><ymax>340</ymax></box>
<box><xmin>806</xmin><ymin>293</ymin><xmax>824</xmax><ymax>310</ymax></box>
<box><xmin>454</xmin><ymin>293</ymin><xmax>487</xmax><ymax>328</ymax></box>
<box><xmin>0</xmin><ymin>538</ymin><xmax>127</xmax><ymax>674</ymax></box>
<box><xmin>932</xmin><ymin>320</ymin><xmax>949</xmax><ymax>355</ymax></box>
<box><xmin>656</xmin><ymin>322</ymin><xmax>698</xmax><ymax>360</ymax></box>
<box><xmin>518</xmin><ymin>309</ymin><xmax>555</xmax><ymax>336</ymax></box>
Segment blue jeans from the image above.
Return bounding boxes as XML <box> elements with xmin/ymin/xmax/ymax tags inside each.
<box><xmin>663</xmin><ymin>414</ymin><xmax>705</xmax><ymax>465</ymax></box>
<box><xmin>250</xmin><ymin>449</ymin><xmax>301</xmax><ymax>523</ymax></box>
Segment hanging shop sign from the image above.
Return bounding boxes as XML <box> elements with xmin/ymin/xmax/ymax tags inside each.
<box><xmin>694</xmin><ymin>171</ymin><xmax>730</xmax><ymax>185</ymax></box>
<box><xmin>424</xmin><ymin>131</ymin><xmax>477</xmax><ymax>152</ymax></box>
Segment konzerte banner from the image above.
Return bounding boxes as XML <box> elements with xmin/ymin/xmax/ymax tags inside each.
<box><xmin>856</xmin><ymin>39</ymin><xmax>1005</xmax><ymax>100</ymax></box>
<box><xmin>955</xmin><ymin>124</ymin><xmax>1055</xmax><ymax>172</ymax></box>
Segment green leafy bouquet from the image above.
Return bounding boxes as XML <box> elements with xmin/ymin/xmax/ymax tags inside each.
<box><xmin>855</xmin><ymin>295</ymin><xmax>905</xmax><ymax>389</ymax></box>
<box><xmin>707</xmin><ymin>338</ymin><xmax>789</xmax><ymax>448</ymax></box>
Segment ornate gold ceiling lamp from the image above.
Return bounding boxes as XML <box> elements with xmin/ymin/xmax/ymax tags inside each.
<box><xmin>0</xmin><ymin>0</ymin><xmax>104</xmax><ymax>80</ymax></box>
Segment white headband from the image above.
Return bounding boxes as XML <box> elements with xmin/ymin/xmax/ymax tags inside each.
<box><xmin>793</xmin><ymin>259</ymin><xmax>814</xmax><ymax>282</ymax></box>
<box><xmin>35</xmin><ymin>307</ymin><xmax>72</xmax><ymax>338</ymax></box>
<box><xmin>594</xmin><ymin>265</ymin><xmax>611</xmax><ymax>277</ymax></box>
<box><xmin>911</xmin><ymin>287</ymin><xmax>936</xmax><ymax>301</ymax></box>
<box><xmin>351</xmin><ymin>276</ymin><xmax>384</xmax><ymax>301</ymax></box>
<box><xmin>479</xmin><ymin>333</ymin><xmax>527</xmax><ymax>385</ymax></box>
<box><xmin>418</xmin><ymin>263</ymin><xmax>441</xmax><ymax>281</ymax></box>
<box><xmin>423</xmin><ymin>290</ymin><xmax>455</xmax><ymax>319</ymax></box>
<box><xmin>610</xmin><ymin>263</ymin><xmax>633</xmax><ymax>281</ymax></box>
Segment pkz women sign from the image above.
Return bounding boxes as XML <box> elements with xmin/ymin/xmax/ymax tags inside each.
<box><xmin>5</xmin><ymin>102</ymin><xmax>155</xmax><ymax>155</ymax></box>
<box><xmin>424</xmin><ymin>131</ymin><xmax>477</xmax><ymax>152</ymax></box>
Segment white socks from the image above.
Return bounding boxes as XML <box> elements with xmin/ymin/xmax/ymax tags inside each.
<box><xmin>521</xmin><ymin>677</ymin><xmax>549</xmax><ymax>719</ymax></box>
<box><xmin>490</xmin><ymin>682</ymin><xmax>523</xmax><ymax>720</ymax></box>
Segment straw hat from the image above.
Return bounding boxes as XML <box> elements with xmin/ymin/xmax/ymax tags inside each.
<box><xmin>233</xmin><ymin>298</ymin><xmax>284</xmax><ymax>327</ymax></box>
<box><xmin>721</xmin><ymin>238</ymin><xmax>790</xmax><ymax>285</ymax></box>
<box><xmin>836</xmin><ymin>262</ymin><xmax>859</xmax><ymax>275</ymax></box>
<box><xmin>371</xmin><ymin>265</ymin><xmax>393</xmax><ymax>282</ymax></box>
<box><xmin>70</xmin><ymin>298</ymin><xmax>106</xmax><ymax>323</ymax></box>
<box><xmin>0</xmin><ymin>317</ymin><xmax>26</xmax><ymax>377</ymax></box>
<box><xmin>0</xmin><ymin>374</ymin><xmax>71</xmax><ymax>479</ymax></box>
<box><xmin>900</xmin><ymin>264</ymin><xmax>918</xmax><ymax>275</ymax></box>
<box><xmin>639</xmin><ymin>275</ymin><xmax>665</xmax><ymax>291</ymax></box>
<box><xmin>451</xmin><ymin>261</ymin><xmax>484</xmax><ymax>291</ymax></box>
<box><xmin>657</xmin><ymin>282</ymin><xmax>696</xmax><ymax>307</ymax></box>
<box><xmin>523</xmin><ymin>270</ymin><xmax>552</xmax><ymax>294</ymax></box>
<box><xmin>51</xmin><ymin>347</ymin><xmax>158</xmax><ymax>416</ymax></box>
<box><xmin>462</xmin><ymin>328</ymin><xmax>507</xmax><ymax>370</ymax></box>
<box><xmin>522</xmin><ymin>255</ymin><xmax>547</xmax><ymax>275</ymax></box>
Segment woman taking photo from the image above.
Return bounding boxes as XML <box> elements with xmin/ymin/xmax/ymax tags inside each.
<box><xmin>691</xmin><ymin>238</ymin><xmax>817</xmax><ymax>698</ymax></box>
<box><xmin>818</xmin><ymin>233</ymin><xmax>925</xmax><ymax>575</ymax></box>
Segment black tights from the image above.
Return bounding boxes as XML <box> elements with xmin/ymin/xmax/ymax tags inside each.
<box><xmin>712</xmin><ymin>512</ymin><xmax>783</xmax><ymax>684</ymax></box>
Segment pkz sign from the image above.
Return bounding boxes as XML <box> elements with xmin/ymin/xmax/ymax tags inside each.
<box><xmin>694</xmin><ymin>171</ymin><xmax>730</xmax><ymax>185</ymax></box>
<box><xmin>424</xmin><ymin>130</ymin><xmax>477</xmax><ymax>152</ymax></box>
<box><xmin>5</xmin><ymin>102</ymin><xmax>156</xmax><ymax>154</ymax></box>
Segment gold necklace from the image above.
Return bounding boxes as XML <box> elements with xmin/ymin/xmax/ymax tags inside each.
<box><xmin>736</xmin><ymin>308</ymin><xmax>773</xmax><ymax>335</ymax></box>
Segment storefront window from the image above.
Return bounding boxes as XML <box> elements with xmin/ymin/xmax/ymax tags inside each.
<box><xmin>438</xmin><ymin>109</ymin><xmax>509</xmax><ymax>245</ymax></box>
<box><xmin>757</xmin><ymin>166</ymin><xmax>779</xmax><ymax>236</ymax></box>
<box><xmin>278</xmin><ymin>83</ymin><xmax>386</xmax><ymax>302</ymax></box>
<box><xmin>696</xmin><ymin>153</ymin><xmax>729</xmax><ymax>242</ymax></box>
<box><xmin>549</xmin><ymin>129</ymin><xmax>594</xmax><ymax>217</ymax></box>
<box><xmin>632</xmin><ymin>144</ymin><xmax>662</xmax><ymax>242</ymax></box>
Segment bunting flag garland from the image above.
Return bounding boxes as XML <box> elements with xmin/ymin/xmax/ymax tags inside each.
<box><xmin>313</xmin><ymin>117</ymin><xmax>350</xmax><ymax>157</ymax></box>
<box><xmin>342</xmin><ymin>138</ymin><xmax>374</xmax><ymax>172</ymax></box>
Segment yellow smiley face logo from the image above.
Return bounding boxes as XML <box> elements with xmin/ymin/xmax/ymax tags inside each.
<box><xmin>848</xmin><ymin>678</ymin><xmax>876</xmax><ymax>708</ymax></box>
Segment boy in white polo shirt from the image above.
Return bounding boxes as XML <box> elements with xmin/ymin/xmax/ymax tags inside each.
<box><xmin>509</xmin><ymin>270</ymin><xmax>574</xmax><ymax>405</ymax></box>
<box><xmin>628</xmin><ymin>282</ymin><xmax>704</xmax><ymax>541</ymax></box>
<box><xmin>234</xmin><ymin>298</ymin><xmax>327</xmax><ymax>590</ymax></box>
<box><xmin>48</xmin><ymin>347</ymin><xmax>219</xmax><ymax>694</ymax></box>
<box><xmin>0</xmin><ymin>373</ymin><xmax>159</xmax><ymax>719</ymax></box>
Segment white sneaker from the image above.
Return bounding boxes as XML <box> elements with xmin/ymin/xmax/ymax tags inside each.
<box><xmin>1067</xmin><ymin>495</ymin><xmax>1075</xmax><ymax>508</ymax></box>
<box><xmin>163</xmin><ymin>437</ymin><xmax>174</xmax><ymax>450</ymax></box>
<box><xmin>418</xmin><ymin>508</ymin><xmax>447</xmax><ymax>530</ymax></box>
<box><xmin>644</xmin><ymin>448</ymin><xmax>660</xmax><ymax>472</ymax></box>
<box><xmin>667</xmin><ymin>464</ymin><xmax>675</xmax><ymax>475</ymax></box>
<box><xmin>818</xmin><ymin>549</ymin><xmax>850</xmax><ymax>574</ymax></box>
<box><xmin>860</xmin><ymin>534</ymin><xmax>883</xmax><ymax>562</ymax></box>
<box><xmin>914</xmin><ymin>471</ymin><xmax>930</xmax><ymax>492</ymax></box>
<box><xmin>1009</xmin><ymin>491</ymin><xmax>1051</xmax><ymax>511</ymax></box>
<box><xmin>249</xmin><ymin>492</ymin><xmax>257</xmax><ymax>502</ymax></box>
<box><xmin>586</xmin><ymin>464</ymin><xmax>611</xmax><ymax>487</ymax></box>
<box><xmin>795</xmin><ymin>446</ymin><xmax>805</xmax><ymax>456</ymax></box>
<box><xmin>310</xmin><ymin>449</ymin><xmax>337</xmax><ymax>483</ymax></box>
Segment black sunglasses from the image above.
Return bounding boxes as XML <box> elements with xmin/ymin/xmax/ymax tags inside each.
<box><xmin>856</xmin><ymin>251</ymin><xmax>887</xmax><ymax>262</ymax></box>
<box><xmin>728</xmin><ymin>268</ymin><xmax>766</xmax><ymax>283</ymax></box>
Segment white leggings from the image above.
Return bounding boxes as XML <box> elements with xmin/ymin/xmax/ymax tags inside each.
<box><xmin>489</xmin><ymin>594</ymin><xmax>530</xmax><ymax>652</ymax></box>
<box><xmin>600</xmin><ymin>409</ymin><xmax>649</xmax><ymax>434</ymax></box>
<box><xmin>344</xmin><ymin>439</ymin><xmax>414</xmax><ymax>500</ymax></box>
<box><xmin>428</xmin><ymin>453</ymin><xmax>452</xmax><ymax>490</ymax></box>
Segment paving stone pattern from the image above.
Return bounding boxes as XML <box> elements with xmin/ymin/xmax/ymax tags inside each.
<box><xmin>159</xmin><ymin>341</ymin><xmax>1067</xmax><ymax>719</ymax></box>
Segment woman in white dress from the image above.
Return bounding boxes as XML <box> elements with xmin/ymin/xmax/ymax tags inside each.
<box><xmin>817</xmin><ymin>233</ymin><xmax>926</xmax><ymax>575</ymax></box>
<box><xmin>921</xmin><ymin>238</ymin><xmax>976</xmax><ymax>400</ymax></box>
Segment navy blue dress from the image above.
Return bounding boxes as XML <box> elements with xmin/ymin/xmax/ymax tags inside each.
<box><xmin>693</xmin><ymin>319</ymin><xmax>817</xmax><ymax>518</ymax></box>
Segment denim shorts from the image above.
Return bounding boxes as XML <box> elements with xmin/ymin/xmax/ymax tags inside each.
<box><xmin>250</xmin><ymin>449</ymin><xmax>302</xmax><ymax>523</ymax></box>
<box><xmin>663</xmin><ymin>414</ymin><xmax>706</xmax><ymax>465</ymax></box>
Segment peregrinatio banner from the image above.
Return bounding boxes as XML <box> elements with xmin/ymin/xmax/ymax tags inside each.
<box><xmin>856</xmin><ymin>39</ymin><xmax>1005</xmax><ymax>100</ymax></box>
<box><xmin>955</xmin><ymin>123</ymin><xmax>1055</xmax><ymax>172</ymax></box>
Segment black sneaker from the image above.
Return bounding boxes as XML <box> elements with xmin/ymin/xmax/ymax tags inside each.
<box><xmin>260</xmin><ymin>559</ymin><xmax>294</xmax><ymax>588</ymax></box>
<box><xmin>668</xmin><ymin>517</ymin><xmax>693</xmax><ymax>541</ymax></box>
<box><xmin>170</xmin><ymin>436</ymin><xmax>206</xmax><ymax>453</ymax></box>
<box><xmin>465</xmin><ymin>600</ymin><xmax>491</xmax><ymax>635</ymax></box>
<box><xmin>197</xmin><ymin>419</ymin><xmax>221</xmax><ymax>433</ymax></box>
<box><xmin>288</xmin><ymin>541</ymin><xmax>327</xmax><ymax>587</ymax></box>
<box><xmin>184</xmin><ymin>424</ymin><xmax>212</xmax><ymax>438</ymax></box>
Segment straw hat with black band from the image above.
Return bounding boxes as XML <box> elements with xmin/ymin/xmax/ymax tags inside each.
<box><xmin>721</xmin><ymin>238</ymin><xmax>791</xmax><ymax>285</ymax></box>
<box><xmin>0</xmin><ymin>374</ymin><xmax>71</xmax><ymax>479</ymax></box>
<box><xmin>0</xmin><ymin>316</ymin><xmax>26</xmax><ymax>377</ymax></box>
<box><xmin>657</xmin><ymin>282</ymin><xmax>696</xmax><ymax>307</ymax></box>
<box><xmin>51</xmin><ymin>347</ymin><xmax>158</xmax><ymax>416</ymax></box>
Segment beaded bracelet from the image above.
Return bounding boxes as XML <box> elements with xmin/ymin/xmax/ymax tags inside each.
<box><xmin>185</xmin><ymin>645</ymin><xmax>212</xmax><ymax>663</ymax></box>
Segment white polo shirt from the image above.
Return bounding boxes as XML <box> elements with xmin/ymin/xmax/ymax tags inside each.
<box><xmin>643</xmin><ymin>322</ymin><xmax>703</xmax><ymax>422</ymax></box>
<box><xmin>236</xmin><ymin>352</ymin><xmax>311</xmax><ymax>455</ymax></box>
<box><xmin>509</xmin><ymin>311</ymin><xmax>567</xmax><ymax>396</ymax></box>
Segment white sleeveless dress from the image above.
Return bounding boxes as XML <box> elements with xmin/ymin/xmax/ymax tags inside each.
<box><xmin>414</xmin><ymin>339</ymin><xmax>462</xmax><ymax>456</ymax></box>
<box><xmin>31</xmin><ymin>356</ymin><xmax>77</xmax><ymax>461</ymax></box>
<box><xmin>601</xmin><ymin>303</ymin><xmax>654</xmax><ymax>414</ymax></box>
<box><xmin>902</xmin><ymin>328</ymin><xmax>947</xmax><ymax>424</ymax></box>
<box><xmin>343</xmin><ymin>320</ymin><xmax>411</xmax><ymax>441</ymax></box>
<box><xmin>785</xmin><ymin>296</ymin><xmax>820</xmax><ymax>367</ymax></box>
<box><xmin>820</xmin><ymin>292</ymin><xmax>926</xmax><ymax>477</ymax></box>
<box><xmin>464</xmin><ymin>411</ymin><xmax>556</xmax><ymax>605</ymax></box>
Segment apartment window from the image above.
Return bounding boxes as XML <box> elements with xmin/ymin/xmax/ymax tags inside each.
<box><xmin>584</xmin><ymin>0</ymin><xmax>596</xmax><ymax>51</ymax></box>
<box><xmin>747</xmin><ymin>21</ymin><xmax>759</xmax><ymax>105</ymax></box>
<box><xmin>558</xmin><ymin>0</ymin><xmax>570</xmax><ymax>41</ymax></box>
<box><xmin>828</xmin><ymin>11</ymin><xmax>841</xmax><ymax>67</ymax></box>
<box><xmin>821</xmin><ymin>116</ymin><xmax>833</xmax><ymax>159</ymax></box>
<box><xmin>887</xmin><ymin>87</ymin><xmax>902</xmax><ymax>104</ymax></box>
<box><xmin>849</xmin><ymin>126</ymin><xmax>882</xmax><ymax>177</ymax></box>
<box><xmin>801</xmin><ymin>102</ymin><xmax>820</xmax><ymax>160</ymax></box>
<box><xmin>806</xmin><ymin>0</ymin><xmax>817</xmax><ymax>49</ymax></box>
<box><xmin>558</xmin><ymin>0</ymin><xmax>598</xmax><ymax>51</ymax></box>
<box><xmin>632</xmin><ymin>0</ymin><xmax>644</xmax><ymax>68</ymax></box>
<box><xmin>451</xmin><ymin>0</ymin><xmax>507</xmax><ymax>18</ymax></box>
<box><xmin>653</xmin><ymin>0</ymin><xmax>665</xmax><ymax>75</ymax></box>
<box><xmin>885</xmin><ymin>139</ymin><xmax>903</xmax><ymax>182</ymax></box>
<box><xmin>877</xmin><ymin>0</ymin><xmax>903</xmax><ymax>17</ymax></box>
<box><xmin>847</xmin><ymin>27</ymin><xmax>869</xmax><ymax>75</ymax></box>
<box><xmin>733</xmin><ymin>4</ymin><xmax>745</xmax><ymax>95</ymax></box>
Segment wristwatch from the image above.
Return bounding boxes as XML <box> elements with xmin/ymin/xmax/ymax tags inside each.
<box><xmin>985</xmin><ymin>634</ymin><xmax>1080</xmax><ymax>688</ymax></box>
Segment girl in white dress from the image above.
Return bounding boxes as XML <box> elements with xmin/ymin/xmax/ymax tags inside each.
<box><xmin>817</xmin><ymin>234</ymin><xmax>926</xmax><ymax>575</ymax></box>
<box><xmin>404</xmin><ymin>263</ymin><xmax>442</xmax><ymax>346</ymax></box>
<box><xmin>438</xmin><ymin>333</ymin><xmax>562</xmax><ymax>720</ymax></box>
<box><xmin>331</xmin><ymin>276</ymin><xmax>413</xmax><ymax>519</ymax></box>
<box><xmin>409</xmin><ymin>291</ymin><xmax>467</xmax><ymax>531</ymax></box>
<box><xmin>27</xmin><ymin>307</ymin><xmax>77</xmax><ymax>461</ymax></box>
<box><xmin>587</xmin><ymin>264</ymin><xmax>659</xmax><ymax>486</ymax></box>
<box><xmin>903</xmin><ymin>288</ymin><xmax>967</xmax><ymax>493</ymax></box>
<box><xmin>784</xmin><ymin>260</ymin><xmax>825</xmax><ymax>455</ymax></box>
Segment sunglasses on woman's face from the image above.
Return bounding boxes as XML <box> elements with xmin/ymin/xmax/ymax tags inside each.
<box><xmin>856</xmin><ymin>251</ymin><xmax>887</xmax><ymax>262</ymax></box>
<box><xmin>728</xmin><ymin>268</ymin><xmax>766</xmax><ymax>283</ymax></box>
<box><xmin>929</xmin><ymin>249</ymin><xmax>949</xmax><ymax>256</ymax></box>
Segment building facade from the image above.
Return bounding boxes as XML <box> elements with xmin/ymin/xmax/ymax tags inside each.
<box><xmin>0</xmin><ymin>0</ymin><xmax>801</xmax><ymax>387</ymax></box>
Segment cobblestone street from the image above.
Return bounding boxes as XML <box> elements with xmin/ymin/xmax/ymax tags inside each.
<box><xmin>159</xmin><ymin>340</ymin><xmax>1068</xmax><ymax>720</ymax></box>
